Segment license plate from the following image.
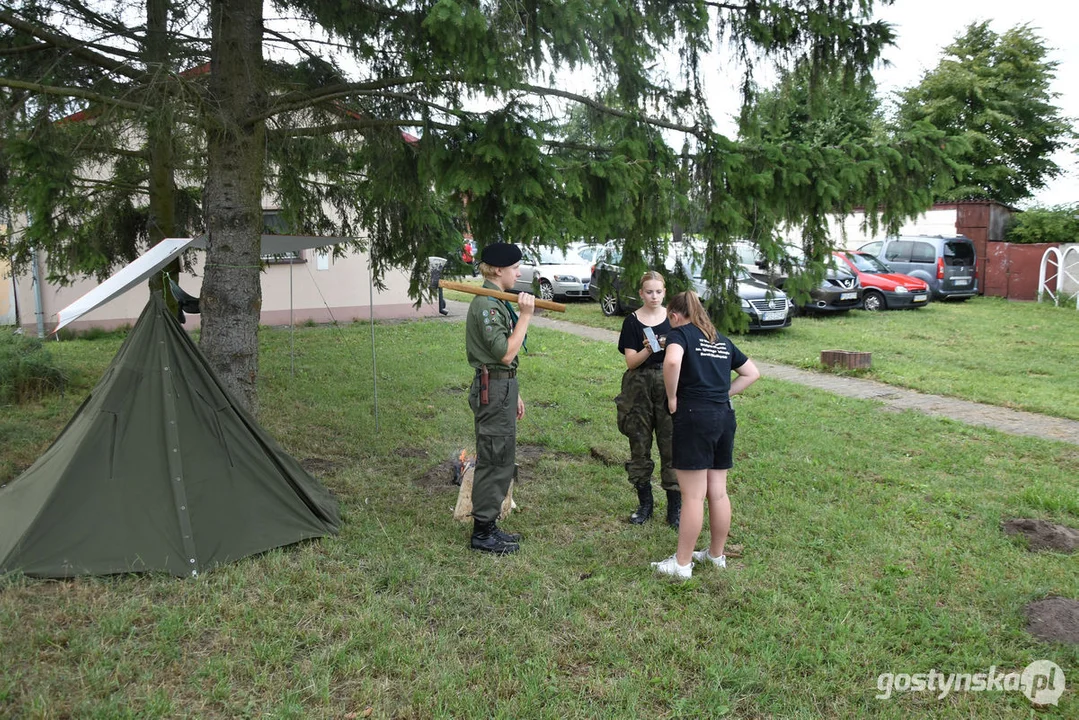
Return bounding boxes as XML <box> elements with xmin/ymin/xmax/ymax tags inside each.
<box><xmin>762</xmin><ymin>310</ymin><xmax>786</xmax><ymax>321</ymax></box>
<box><xmin>953</xmin><ymin>278</ymin><xmax>970</xmax><ymax>285</ymax></box>
<box><xmin>840</xmin><ymin>292</ymin><xmax>857</xmax><ymax>300</ymax></box>
<box><xmin>913</xmin><ymin>294</ymin><xmax>927</xmax><ymax>302</ymax></box>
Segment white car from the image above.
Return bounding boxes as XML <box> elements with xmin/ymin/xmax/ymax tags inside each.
<box><xmin>568</xmin><ymin>241</ymin><xmax>612</xmax><ymax>265</ymax></box>
<box><xmin>513</xmin><ymin>248</ymin><xmax>593</xmax><ymax>300</ymax></box>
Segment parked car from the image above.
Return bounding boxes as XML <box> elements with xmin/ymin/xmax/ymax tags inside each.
<box><xmin>834</xmin><ymin>251</ymin><xmax>930</xmax><ymax>311</ymax></box>
<box><xmin>568</xmin><ymin>241</ymin><xmax>611</xmax><ymax>266</ymax></box>
<box><xmin>589</xmin><ymin>247</ymin><xmax>791</xmax><ymax>330</ymax></box>
<box><xmin>513</xmin><ymin>247</ymin><xmax>593</xmax><ymax>300</ymax></box>
<box><xmin>856</xmin><ymin>235</ymin><xmax>978</xmax><ymax>300</ymax></box>
<box><xmin>732</xmin><ymin>239</ymin><xmax>859</xmax><ymax>313</ymax></box>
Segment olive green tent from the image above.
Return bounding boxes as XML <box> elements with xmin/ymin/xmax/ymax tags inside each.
<box><xmin>0</xmin><ymin>296</ymin><xmax>340</xmax><ymax>578</ymax></box>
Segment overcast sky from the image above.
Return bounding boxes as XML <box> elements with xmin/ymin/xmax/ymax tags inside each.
<box><xmin>700</xmin><ymin>0</ymin><xmax>1077</xmax><ymax>208</ymax></box>
<box><xmin>875</xmin><ymin>0</ymin><xmax>1078</xmax><ymax>207</ymax></box>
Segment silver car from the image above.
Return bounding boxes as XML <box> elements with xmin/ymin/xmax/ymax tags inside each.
<box><xmin>513</xmin><ymin>248</ymin><xmax>593</xmax><ymax>301</ymax></box>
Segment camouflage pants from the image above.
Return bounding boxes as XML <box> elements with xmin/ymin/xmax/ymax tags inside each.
<box><xmin>614</xmin><ymin>366</ymin><xmax>677</xmax><ymax>492</ymax></box>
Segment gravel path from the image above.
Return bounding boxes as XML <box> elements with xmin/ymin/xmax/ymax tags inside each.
<box><xmin>439</xmin><ymin>300</ymin><xmax>1079</xmax><ymax>446</ymax></box>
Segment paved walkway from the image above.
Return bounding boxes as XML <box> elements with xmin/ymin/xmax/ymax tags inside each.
<box><xmin>440</xmin><ymin>300</ymin><xmax>1079</xmax><ymax>446</ymax></box>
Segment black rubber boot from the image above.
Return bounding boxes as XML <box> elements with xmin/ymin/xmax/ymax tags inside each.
<box><xmin>665</xmin><ymin>489</ymin><xmax>681</xmax><ymax>528</ymax></box>
<box><xmin>470</xmin><ymin>520</ymin><xmax>519</xmax><ymax>554</ymax></box>
<box><xmin>629</xmin><ymin>484</ymin><xmax>654</xmax><ymax>524</ymax></box>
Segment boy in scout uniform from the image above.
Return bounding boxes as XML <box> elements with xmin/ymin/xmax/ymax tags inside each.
<box><xmin>465</xmin><ymin>242</ymin><xmax>535</xmax><ymax>553</ymax></box>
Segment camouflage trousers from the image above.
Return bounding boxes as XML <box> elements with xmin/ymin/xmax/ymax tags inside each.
<box><xmin>468</xmin><ymin>376</ymin><xmax>518</xmax><ymax>523</ymax></box>
<box><xmin>614</xmin><ymin>366</ymin><xmax>677</xmax><ymax>492</ymax></box>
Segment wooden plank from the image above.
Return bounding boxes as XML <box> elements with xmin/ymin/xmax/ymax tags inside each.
<box><xmin>439</xmin><ymin>280</ymin><xmax>567</xmax><ymax>312</ymax></box>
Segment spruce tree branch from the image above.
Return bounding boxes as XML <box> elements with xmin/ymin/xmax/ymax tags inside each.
<box><xmin>0</xmin><ymin>9</ymin><xmax>142</xmax><ymax>78</ymax></box>
<box><xmin>254</xmin><ymin>75</ymin><xmax>447</xmax><ymax>121</ymax></box>
<box><xmin>509</xmin><ymin>82</ymin><xmax>702</xmax><ymax>136</ymax></box>
<box><xmin>0</xmin><ymin>42</ymin><xmax>52</xmax><ymax>56</ymax></box>
<box><xmin>49</xmin><ymin>0</ymin><xmax>138</xmax><ymax>40</ymax></box>
<box><xmin>0</xmin><ymin>76</ymin><xmax>151</xmax><ymax>112</ymax></box>
<box><xmin>267</xmin><ymin>118</ymin><xmax>455</xmax><ymax>139</ymax></box>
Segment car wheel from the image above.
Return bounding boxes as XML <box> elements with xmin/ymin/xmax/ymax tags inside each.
<box><xmin>862</xmin><ymin>290</ymin><xmax>885</xmax><ymax>312</ymax></box>
<box><xmin>539</xmin><ymin>280</ymin><xmax>554</xmax><ymax>301</ymax></box>
<box><xmin>600</xmin><ymin>292</ymin><xmax>621</xmax><ymax>316</ymax></box>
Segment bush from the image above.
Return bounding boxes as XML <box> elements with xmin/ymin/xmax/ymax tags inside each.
<box><xmin>0</xmin><ymin>332</ymin><xmax>67</xmax><ymax>404</ymax></box>
<box><xmin>1003</xmin><ymin>203</ymin><xmax>1079</xmax><ymax>244</ymax></box>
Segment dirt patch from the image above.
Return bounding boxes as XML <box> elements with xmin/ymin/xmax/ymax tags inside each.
<box><xmin>414</xmin><ymin>444</ymin><xmax>571</xmax><ymax>489</ymax></box>
<box><xmin>300</xmin><ymin>457</ymin><xmax>347</xmax><ymax>477</ymax></box>
<box><xmin>396</xmin><ymin>447</ymin><xmax>429</xmax><ymax>459</ymax></box>
<box><xmin>415</xmin><ymin>459</ymin><xmax>458</xmax><ymax>491</ymax></box>
<box><xmin>589</xmin><ymin>446</ymin><xmax>623</xmax><ymax>467</ymax></box>
<box><xmin>1025</xmin><ymin>597</ymin><xmax>1079</xmax><ymax>645</ymax></box>
<box><xmin>1001</xmin><ymin>519</ymin><xmax>1079</xmax><ymax>553</ymax></box>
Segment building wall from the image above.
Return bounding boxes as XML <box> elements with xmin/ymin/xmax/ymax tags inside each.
<box><xmin>0</xmin><ymin>258</ymin><xmax>16</xmax><ymax>325</ymax></box>
<box><xmin>11</xmin><ymin>245</ymin><xmax>438</xmax><ymax>334</ymax></box>
<box><xmin>829</xmin><ymin>208</ymin><xmax>959</xmax><ymax>249</ymax></box>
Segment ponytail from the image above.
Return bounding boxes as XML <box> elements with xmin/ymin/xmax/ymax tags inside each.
<box><xmin>668</xmin><ymin>291</ymin><xmax>717</xmax><ymax>343</ymax></box>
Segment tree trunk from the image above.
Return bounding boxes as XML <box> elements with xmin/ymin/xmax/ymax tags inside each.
<box><xmin>145</xmin><ymin>0</ymin><xmax>180</xmax><ymax>308</ymax></box>
<box><xmin>200</xmin><ymin>0</ymin><xmax>265</xmax><ymax>413</ymax></box>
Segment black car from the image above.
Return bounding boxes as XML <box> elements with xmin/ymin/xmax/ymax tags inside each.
<box><xmin>734</xmin><ymin>241</ymin><xmax>861</xmax><ymax>314</ymax></box>
<box><xmin>589</xmin><ymin>247</ymin><xmax>792</xmax><ymax>330</ymax></box>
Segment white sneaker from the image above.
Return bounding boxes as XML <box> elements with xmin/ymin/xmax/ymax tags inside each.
<box><xmin>651</xmin><ymin>554</ymin><xmax>692</xmax><ymax>579</ymax></box>
<box><xmin>691</xmin><ymin>549</ymin><xmax>727</xmax><ymax>568</ymax></box>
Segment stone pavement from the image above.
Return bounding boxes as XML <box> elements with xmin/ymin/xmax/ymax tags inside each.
<box><xmin>440</xmin><ymin>299</ymin><xmax>1079</xmax><ymax>446</ymax></box>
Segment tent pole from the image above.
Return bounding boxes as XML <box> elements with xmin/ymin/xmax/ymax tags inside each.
<box><xmin>369</xmin><ymin>251</ymin><xmax>379</xmax><ymax>432</ymax></box>
<box><xmin>289</xmin><ymin>258</ymin><xmax>295</xmax><ymax>377</ymax></box>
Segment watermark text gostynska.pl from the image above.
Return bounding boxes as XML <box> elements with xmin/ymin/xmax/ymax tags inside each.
<box><xmin>875</xmin><ymin>660</ymin><xmax>1065</xmax><ymax>706</ymax></box>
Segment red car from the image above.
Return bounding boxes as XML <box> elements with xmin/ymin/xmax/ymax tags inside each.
<box><xmin>834</xmin><ymin>251</ymin><xmax>930</xmax><ymax>311</ymax></box>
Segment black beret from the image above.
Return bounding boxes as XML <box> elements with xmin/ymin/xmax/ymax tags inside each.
<box><xmin>480</xmin><ymin>242</ymin><xmax>522</xmax><ymax>268</ymax></box>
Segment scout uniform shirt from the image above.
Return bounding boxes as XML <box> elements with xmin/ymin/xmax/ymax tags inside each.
<box><xmin>465</xmin><ymin>280</ymin><xmax>518</xmax><ymax>371</ymax></box>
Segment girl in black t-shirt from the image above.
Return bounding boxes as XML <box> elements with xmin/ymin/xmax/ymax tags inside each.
<box><xmin>651</xmin><ymin>290</ymin><xmax>760</xmax><ymax>579</ymax></box>
<box><xmin>615</xmin><ymin>271</ymin><xmax>680</xmax><ymax>526</ymax></box>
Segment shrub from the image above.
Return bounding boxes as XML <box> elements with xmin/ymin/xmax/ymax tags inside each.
<box><xmin>1003</xmin><ymin>203</ymin><xmax>1079</xmax><ymax>244</ymax></box>
<box><xmin>0</xmin><ymin>332</ymin><xmax>67</xmax><ymax>404</ymax></box>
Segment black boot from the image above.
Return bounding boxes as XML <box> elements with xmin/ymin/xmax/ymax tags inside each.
<box><xmin>666</xmin><ymin>489</ymin><xmax>681</xmax><ymax>529</ymax></box>
<box><xmin>470</xmin><ymin>520</ymin><xmax>519</xmax><ymax>554</ymax></box>
<box><xmin>492</xmin><ymin>524</ymin><xmax>522</xmax><ymax>543</ymax></box>
<box><xmin>629</xmin><ymin>484</ymin><xmax>654</xmax><ymax>524</ymax></box>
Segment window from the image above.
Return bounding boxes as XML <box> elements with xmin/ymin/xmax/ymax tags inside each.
<box><xmin>859</xmin><ymin>241</ymin><xmax>882</xmax><ymax>256</ymax></box>
<box><xmin>261</xmin><ymin>210</ymin><xmax>304</xmax><ymax>264</ymax></box>
<box><xmin>884</xmin><ymin>241</ymin><xmax>912</xmax><ymax>263</ymax></box>
<box><xmin>910</xmin><ymin>241</ymin><xmax>935</xmax><ymax>263</ymax></box>
<box><xmin>945</xmin><ymin>241</ymin><xmax>975</xmax><ymax>266</ymax></box>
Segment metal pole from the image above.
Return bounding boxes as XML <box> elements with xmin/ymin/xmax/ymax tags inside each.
<box><xmin>369</xmin><ymin>251</ymin><xmax>379</xmax><ymax>432</ymax></box>
<box><xmin>289</xmin><ymin>258</ymin><xmax>295</xmax><ymax>377</ymax></box>
<box><xmin>30</xmin><ymin>247</ymin><xmax>45</xmax><ymax>338</ymax></box>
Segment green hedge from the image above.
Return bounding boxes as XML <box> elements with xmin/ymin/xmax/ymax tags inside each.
<box><xmin>1003</xmin><ymin>203</ymin><xmax>1079</xmax><ymax>244</ymax></box>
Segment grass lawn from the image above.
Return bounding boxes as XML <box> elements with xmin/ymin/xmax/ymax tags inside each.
<box><xmin>447</xmin><ymin>290</ymin><xmax>1079</xmax><ymax>422</ymax></box>
<box><xmin>2</xmin><ymin>314</ymin><xmax>1077</xmax><ymax>718</ymax></box>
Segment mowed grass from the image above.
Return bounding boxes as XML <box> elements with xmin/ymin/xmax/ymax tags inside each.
<box><xmin>1</xmin><ymin>317</ymin><xmax>1077</xmax><ymax>718</ymax></box>
<box><xmin>466</xmin><ymin>290</ymin><xmax>1079</xmax><ymax>421</ymax></box>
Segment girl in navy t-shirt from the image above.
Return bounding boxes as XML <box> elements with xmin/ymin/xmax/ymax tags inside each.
<box><xmin>651</xmin><ymin>290</ymin><xmax>760</xmax><ymax>579</ymax></box>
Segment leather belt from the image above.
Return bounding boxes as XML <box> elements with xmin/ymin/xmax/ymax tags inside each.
<box><xmin>480</xmin><ymin>368</ymin><xmax>516</xmax><ymax>380</ymax></box>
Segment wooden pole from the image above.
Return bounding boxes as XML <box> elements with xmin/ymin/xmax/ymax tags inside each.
<box><xmin>439</xmin><ymin>280</ymin><xmax>567</xmax><ymax>312</ymax></box>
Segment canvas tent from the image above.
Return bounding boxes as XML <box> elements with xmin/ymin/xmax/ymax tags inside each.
<box><xmin>0</xmin><ymin>295</ymin><xmax>340</xmax><ymax>578</ymax></box>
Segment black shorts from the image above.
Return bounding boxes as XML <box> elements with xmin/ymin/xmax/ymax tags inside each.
<box><xmin>671</xmin><ymin>402</ymin><xmax>736</xmax><ymax>470</ymax></box>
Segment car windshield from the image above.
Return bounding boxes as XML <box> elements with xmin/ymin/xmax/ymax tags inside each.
<box><xmin>845</xmin><ymin>253</ymin><xmax>890</xmax><ymax>274</ymax></box>
<box><xmin>538</xmin><ymin>249</ymin><xmax>586</xmax><ymax>265</ymax></box>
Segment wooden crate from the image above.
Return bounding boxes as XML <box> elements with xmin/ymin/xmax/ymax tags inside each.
<box><xmin>821</xmin><ymin>350</ymin><xmax>871</xmax><ymax>369</ymax></box>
